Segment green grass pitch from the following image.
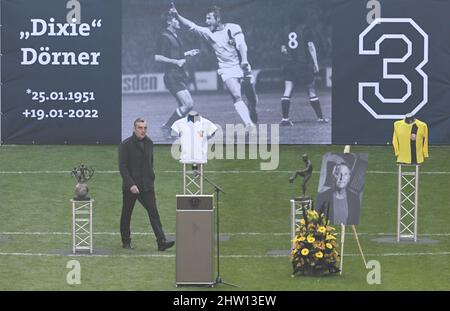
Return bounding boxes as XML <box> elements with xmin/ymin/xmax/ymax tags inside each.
<box><xmin>0</xmin><ymin>144</ymin><xmax>449</xmax><ymax>290</ymax></box>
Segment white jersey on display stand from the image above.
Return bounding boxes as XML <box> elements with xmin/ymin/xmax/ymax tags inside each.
<box><xmin>189</xmin><ymin>23</ymin><xmax>243</xmax><ymax>69</ymax></box>
<box><xmin>171</xmin><ymin>114</ymin><xmax>218</xmax><ymax>164</ymax></box>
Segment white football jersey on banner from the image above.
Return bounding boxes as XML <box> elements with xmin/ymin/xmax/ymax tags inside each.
<box><xmin>171</xmin><ymin>116</ymin><xmax>218</xmax><ymax>164</ymax></box>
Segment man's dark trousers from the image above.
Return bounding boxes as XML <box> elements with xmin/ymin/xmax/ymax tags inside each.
<box><xmin>120</xmin><ymin>187</ymin><xmax>165</xmax><ymax>245</ymax></box>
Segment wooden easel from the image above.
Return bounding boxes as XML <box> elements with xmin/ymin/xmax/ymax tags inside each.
<box><xmin>339</xmin><ymin>145</ymin><xmax>367</xmax><ymax>274</ymax></box>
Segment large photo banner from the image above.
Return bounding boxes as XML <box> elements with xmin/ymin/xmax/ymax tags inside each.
<box><xmin>332</xmin><ymin>0</ymin><xmax>450</xmax><ymax>144</ymax></box>
<box><xmin>1</xmin><ymin>0</ymin><xmax>121</xmax><ymax>144</ymax></box>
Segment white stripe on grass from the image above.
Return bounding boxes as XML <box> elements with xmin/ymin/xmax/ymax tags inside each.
<box><xmin>0</xmin><ymin>251</ymin><xmax>449</xmax><ymax>258</ymax></box>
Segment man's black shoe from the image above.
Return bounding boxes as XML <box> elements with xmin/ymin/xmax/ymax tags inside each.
<box><xmin>157</xmin><ymin>240</ymin><xmax>175</xmax><ymax>251</ymax></box>
<box><xmin>122</xmin><ymin>243</ymin><xmax>134</xmax><ymax>249</ymax></box>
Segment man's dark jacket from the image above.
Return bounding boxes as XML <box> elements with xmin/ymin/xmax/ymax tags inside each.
<box><xmin>119</xmin><ymin>134</ymin><xmax>155</xmax><ymax>192</ymax></box>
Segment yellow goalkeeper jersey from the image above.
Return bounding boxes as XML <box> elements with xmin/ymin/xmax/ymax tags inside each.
<box><xmin>392</xmin><ymin>119</ymin><xmax>429</xmax><ymax>164</ymax></box>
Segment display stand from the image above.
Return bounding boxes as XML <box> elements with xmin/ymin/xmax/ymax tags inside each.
<box><xmin>71</xmin><ymin>199</ymin><xmax>93</xmax><ymax>254</ymax></box>
<box><xmin>397</xmin><ymin>164</ymin><xmax>419</xmax><ymax>242</ymax></box>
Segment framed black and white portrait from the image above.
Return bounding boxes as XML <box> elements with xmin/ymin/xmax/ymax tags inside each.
<box><xmin>316</xmin><ymin>153</ymin><xmax>368</xmax><ymax>225</ymax></box>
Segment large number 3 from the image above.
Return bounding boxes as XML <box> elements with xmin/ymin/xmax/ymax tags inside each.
<box><xmin>358</xmin><ymin>18</ymin><xmax>428</xmax><ymax>119</ymax></box>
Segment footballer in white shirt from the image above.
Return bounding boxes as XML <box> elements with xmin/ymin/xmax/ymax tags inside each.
<box><xmin>169</xmin><ymin>4</ymin><xmax>258</xmax><ymax>130</ymax></box>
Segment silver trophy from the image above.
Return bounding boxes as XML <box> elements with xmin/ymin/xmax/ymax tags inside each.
<box><xmin>71</xmin><ymin>164</ymin><xmax>95</xmax><ymax>201</ymax></box>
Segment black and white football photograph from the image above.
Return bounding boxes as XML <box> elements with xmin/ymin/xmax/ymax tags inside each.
<box><xmin>122</xmin><ymin>0</ymin><xmax>333</xmax><ymax>143</ymax></box>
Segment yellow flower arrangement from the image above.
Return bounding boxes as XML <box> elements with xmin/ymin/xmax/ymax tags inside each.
<box><xmin>291</xmin><ymin>204</ymin><xmax>340</xmax><ymax>276</ymax></box>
